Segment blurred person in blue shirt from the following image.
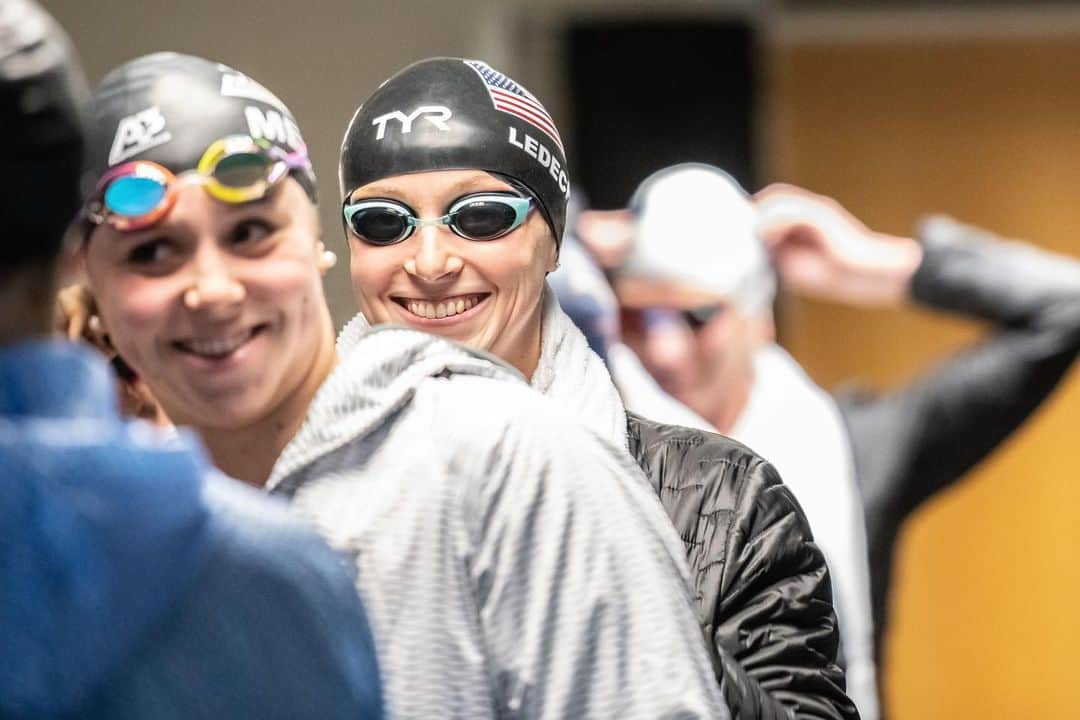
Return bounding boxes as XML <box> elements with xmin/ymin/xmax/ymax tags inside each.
<box><xmin>0</xmin><ymin>2</ymin><xmax>383</xmax><ymax>717</ymax></box>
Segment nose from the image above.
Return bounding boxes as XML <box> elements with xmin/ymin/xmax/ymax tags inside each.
<box><xmin>644</xmin><ymin>314</ymin><xmax>696</xmax><ymax>378</ymax></box>
<box><xmin>182</xmin><ymin>242</ymin><xmax>245</xmax><ymax>312</ymax></box>
<box><xmin>403</xmin><ymin>225</ymin><xmax>464</xmax><ymax>282</ymax></box>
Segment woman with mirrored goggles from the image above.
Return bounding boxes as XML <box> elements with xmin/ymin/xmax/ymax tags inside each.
<box><xmin>56</xmin><ymin>49</ymin><xmax>391</xmax><ymax>720</ymax></box>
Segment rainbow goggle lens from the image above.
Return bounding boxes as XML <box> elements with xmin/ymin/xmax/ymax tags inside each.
<box><xmin>84</xmin><ymin>136</ymin><xmax>311</xmax><ymax>232</ymax></box>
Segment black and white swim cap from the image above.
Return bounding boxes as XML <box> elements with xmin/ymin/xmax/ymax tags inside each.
<box><xmin>86</xmin><ymin>52</ymin><xmax>316</xmax><ymax>202</ymax></box>
<box><xmin>340</xmin><ymin>57</ymin><xmax>570</xmax><ymax>244</ymax></box>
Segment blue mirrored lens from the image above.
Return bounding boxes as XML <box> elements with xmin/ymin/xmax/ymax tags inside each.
<box><xmin>104</xmin><ymin>177</ymin><xmax>167</xmax><ymax>216</ymax></box>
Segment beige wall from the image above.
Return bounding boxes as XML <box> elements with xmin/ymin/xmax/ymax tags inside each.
<box><xmin>768</xmin><ymin>32</ymin><xmax>1080</xmax><ymax>719</ymax></box>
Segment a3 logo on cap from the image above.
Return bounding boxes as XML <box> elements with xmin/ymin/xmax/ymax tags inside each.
<box><xmin>371</xmin><ymin>105</ymin><xmax>452</xmax><ymax>140</ymax></box>
<box><xmin>109</xmin><ymin>106</ymin><xmax>172</xmax><ymax>166</ymax></box>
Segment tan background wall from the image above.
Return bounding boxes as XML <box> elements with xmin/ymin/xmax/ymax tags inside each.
<box><xmin>768</xmin><ymin>30</ymin><xmax>1080</xmax><ymax>719</ymax></box>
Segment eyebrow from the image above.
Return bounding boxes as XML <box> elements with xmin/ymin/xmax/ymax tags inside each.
<box><xmin>103</xmin><ymin>195</ymin><xmax>279</xmax><ymax>243</ymax></box>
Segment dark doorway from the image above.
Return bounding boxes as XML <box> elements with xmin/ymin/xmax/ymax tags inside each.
<box><xmin>566</xmin><ymin>18</ymin><xmax>757</xmax><ymax>209</ymax></box>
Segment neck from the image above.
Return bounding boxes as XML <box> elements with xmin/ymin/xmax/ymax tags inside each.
<box><xmin>514</xmin><ymin>331</ymin><xmax>543</xmax><ymax>381</ymax></box>
<box><xmin>702</xmin><ymin>383</ymin><xmax>751</xmax><ymax>435</ymax></box>
<box><xmin>196</xmin><ymin>316</ymin><xmax>337</xmax><ymax>488</ymax></box>
<box><xmin>695</xmin><ymin>357</ymin><xmax>756</xmax><ymax>435</ymax></box>
<box><xmin>515</xmin><ymin>306</ymin><xmax>545</xmax><ymax>382</ymax></box>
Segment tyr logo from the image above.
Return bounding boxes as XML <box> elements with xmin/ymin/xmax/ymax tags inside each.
<box><xmin>371</xmin><ymin>106</ymin><xmax>452</xmax><ymax>140</ymax></box>
<box><xmin>108</xmin><ymin>106</ymin><xmax>172</xmax><ymax>165</ymax></box>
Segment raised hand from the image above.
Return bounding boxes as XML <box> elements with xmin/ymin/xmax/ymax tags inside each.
<box><xmin>754</xmin><ymin>183</ymin><xmax>923</xmax><ymax>307</ymax></box>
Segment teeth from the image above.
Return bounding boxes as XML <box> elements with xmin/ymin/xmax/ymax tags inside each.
<box><xmin>180</xmin><ymin>328</ymin><xmax>254</xmax><ymax>357</ymax></box>
<box><xmin>405</xmin><ymin>295</ymin><xmax>482</xmax><ymax>320</ymax></box>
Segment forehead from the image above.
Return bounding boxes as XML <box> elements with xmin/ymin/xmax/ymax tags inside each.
<box><xmin>614</xmin><ymin>275</ymin><xmax>732</xmax><ymax>312</ymax></box>
<box><xmin>349</xmin><ymin>169</ymin><xmax>511</xmax><ymax>200</ymax></box>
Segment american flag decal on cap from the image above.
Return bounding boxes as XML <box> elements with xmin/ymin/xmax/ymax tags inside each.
<box><xmin>464</xmin><ymin>60</ymin><xmax>564</xmax><ymax>154</ymax></box>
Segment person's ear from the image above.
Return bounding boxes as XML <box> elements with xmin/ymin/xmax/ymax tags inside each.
<box><xmin>315</xmin><ymin>241</ymin><xmax>338</xmax><ymax>275</ymax></box>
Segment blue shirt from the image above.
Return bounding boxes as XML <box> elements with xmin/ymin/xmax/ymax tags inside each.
<box><xmin>0</xmin><ymin>341</ymin><xmax>383</xmax><ymax>719</ymax></box>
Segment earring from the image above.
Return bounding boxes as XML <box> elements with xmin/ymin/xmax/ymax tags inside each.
<box><xmin>85</xmin><ymin>314</ymin><xmax>116</xmax><ymax>353</ymax></box>
<box><xmin>320</xmin><ymin>249</ymin><xmax>338</xmax><ymax>271</ymax></box>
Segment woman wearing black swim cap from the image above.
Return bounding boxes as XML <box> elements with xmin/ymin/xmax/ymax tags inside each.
<box><xmin>77</xmin><ymin>52</ymin><xmax>334</xmax><ymax>484</ymax></box>
<box><xmin>74</xmin><ymin>52</ymin><xmax>731</xmax><ymax>720</ymax></box>
<box><xmin>339</xmin><ymin>56</ymin><xmax>858</xmax><ymax>720</ymax></box>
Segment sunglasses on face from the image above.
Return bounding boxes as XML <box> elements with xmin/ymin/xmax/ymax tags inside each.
<box><xmin>84</xmin><ymin>135</ymin><xmax>311</xmax><ymax>233</ymax></box>
<box><xmin>681</xmin><ymin>305</ymin><xmax>725</xmax><ymax>331</ymax></box>
<box><xmin>342</xmin><ymin>192</ymin><xmax>534</xmax><ymax>246</ymax></box>
<box><xmin>632</xmin><ymin>306</ymin><xmax>725</xmax><ymax>334</ymax></box>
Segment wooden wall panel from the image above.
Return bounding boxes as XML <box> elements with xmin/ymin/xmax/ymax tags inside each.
<box><xmin>768</xmin><ymin>36</ymin><xmax>1080</xmax><ymax>719</ymax></box>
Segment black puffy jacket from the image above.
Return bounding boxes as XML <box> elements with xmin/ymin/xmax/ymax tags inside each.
<box><xmin>628</xmin><ymin>412</ymin><xmax>860</xmax><ymax>720</ymax></box>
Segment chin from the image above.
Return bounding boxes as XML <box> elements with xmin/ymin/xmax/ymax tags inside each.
<box><xmin>185</xmin><ymin>392</ymin><xmax>272</xmax><ymax>430</ymax></box>
<box><xmin>670</xmin><ymin>385</ymin><xmax>702</xmax><ymax>410</ymax></box>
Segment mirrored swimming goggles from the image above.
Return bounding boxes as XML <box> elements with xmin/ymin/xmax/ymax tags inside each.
<box><xmin>84</xmin><ymin>135</ymin><xmax>311</xmax><ymax>232</ymax></box>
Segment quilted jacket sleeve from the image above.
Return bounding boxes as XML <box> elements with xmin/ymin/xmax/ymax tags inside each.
<box><xmin>627</xmin><ymin>414</ymin><xmax>857</xmax><ymax>720</ymax></box>
<box><xmin>713</xmin><ymin>455</ymin><xmax>857</xmax><ymax>720</ymax></box>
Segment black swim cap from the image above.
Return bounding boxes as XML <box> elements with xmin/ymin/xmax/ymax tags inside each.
<box><xmin>340</xmin><ymin>57</ymin><xmax>570</xmax><ymax>244</ymax></box>
<box><xmin>0</xmin><ymin>0</ymin><xmax>87</xmax><ymax>266</ymax></box>
<box><xmin>85</xmin><ymin>52</ymin><xmax>316</xmax><ymax>203</ymax></box>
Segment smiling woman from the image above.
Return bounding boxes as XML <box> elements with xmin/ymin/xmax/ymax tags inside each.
<box><xmin>76</xmin><ymin>52</ymin><xmax>337</xmax><ymax>485</ymax></box>
<box><xmin>346</xmin><ymin>169</ymin><xmax>556</xmax><ymax>379</ymax></box>
<box><xmin>338</xmin><ymin>56</ymin><xmax>859</xmax><ymax>720</ymax></box>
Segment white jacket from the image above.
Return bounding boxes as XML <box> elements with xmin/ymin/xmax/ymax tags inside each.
<box><xmin>266</xmin><ymin>322</ymin><xmax>729</xmax><ymax>720</ymax></box>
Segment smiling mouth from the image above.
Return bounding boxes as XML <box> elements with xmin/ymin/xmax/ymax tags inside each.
<box><xmin>393</xmin><ymin>293</ymin><xmax>489</xmax><ymax>320</ymax></box>
<box><xmin>173</xmin><ymin>324</ymin><xmax>269</xmax><ymax>359</ymax></box>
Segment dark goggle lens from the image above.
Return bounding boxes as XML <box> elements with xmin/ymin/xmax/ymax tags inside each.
<box><xmin>350</xmin><ymin>207</ymin><xmax>410</xmax><ymax>244</ymax></box>
<box><xmin>451</xmin><ymin>200</ymin><xmax>517</xmax><ymax>240</ymax></box>
<box><xmin>104</xmin><ymin>176</ymin><xmax>167</xmax><ymax>216</ymax></box>
<box><xmin>213</xmin><ymin>152</ymin><xmax>272</xmax><ymax>188</ymax></box>
<box><xmin>683</xmin><ymin>306</ymin><xmax>723</xmax><ymax>330</ymax></box>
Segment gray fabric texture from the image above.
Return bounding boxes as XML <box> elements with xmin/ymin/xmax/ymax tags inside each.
<box><xmin>267</xmin><ymin>322</ymin><xmax>730</xmax><ymax>720</ymax></box>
